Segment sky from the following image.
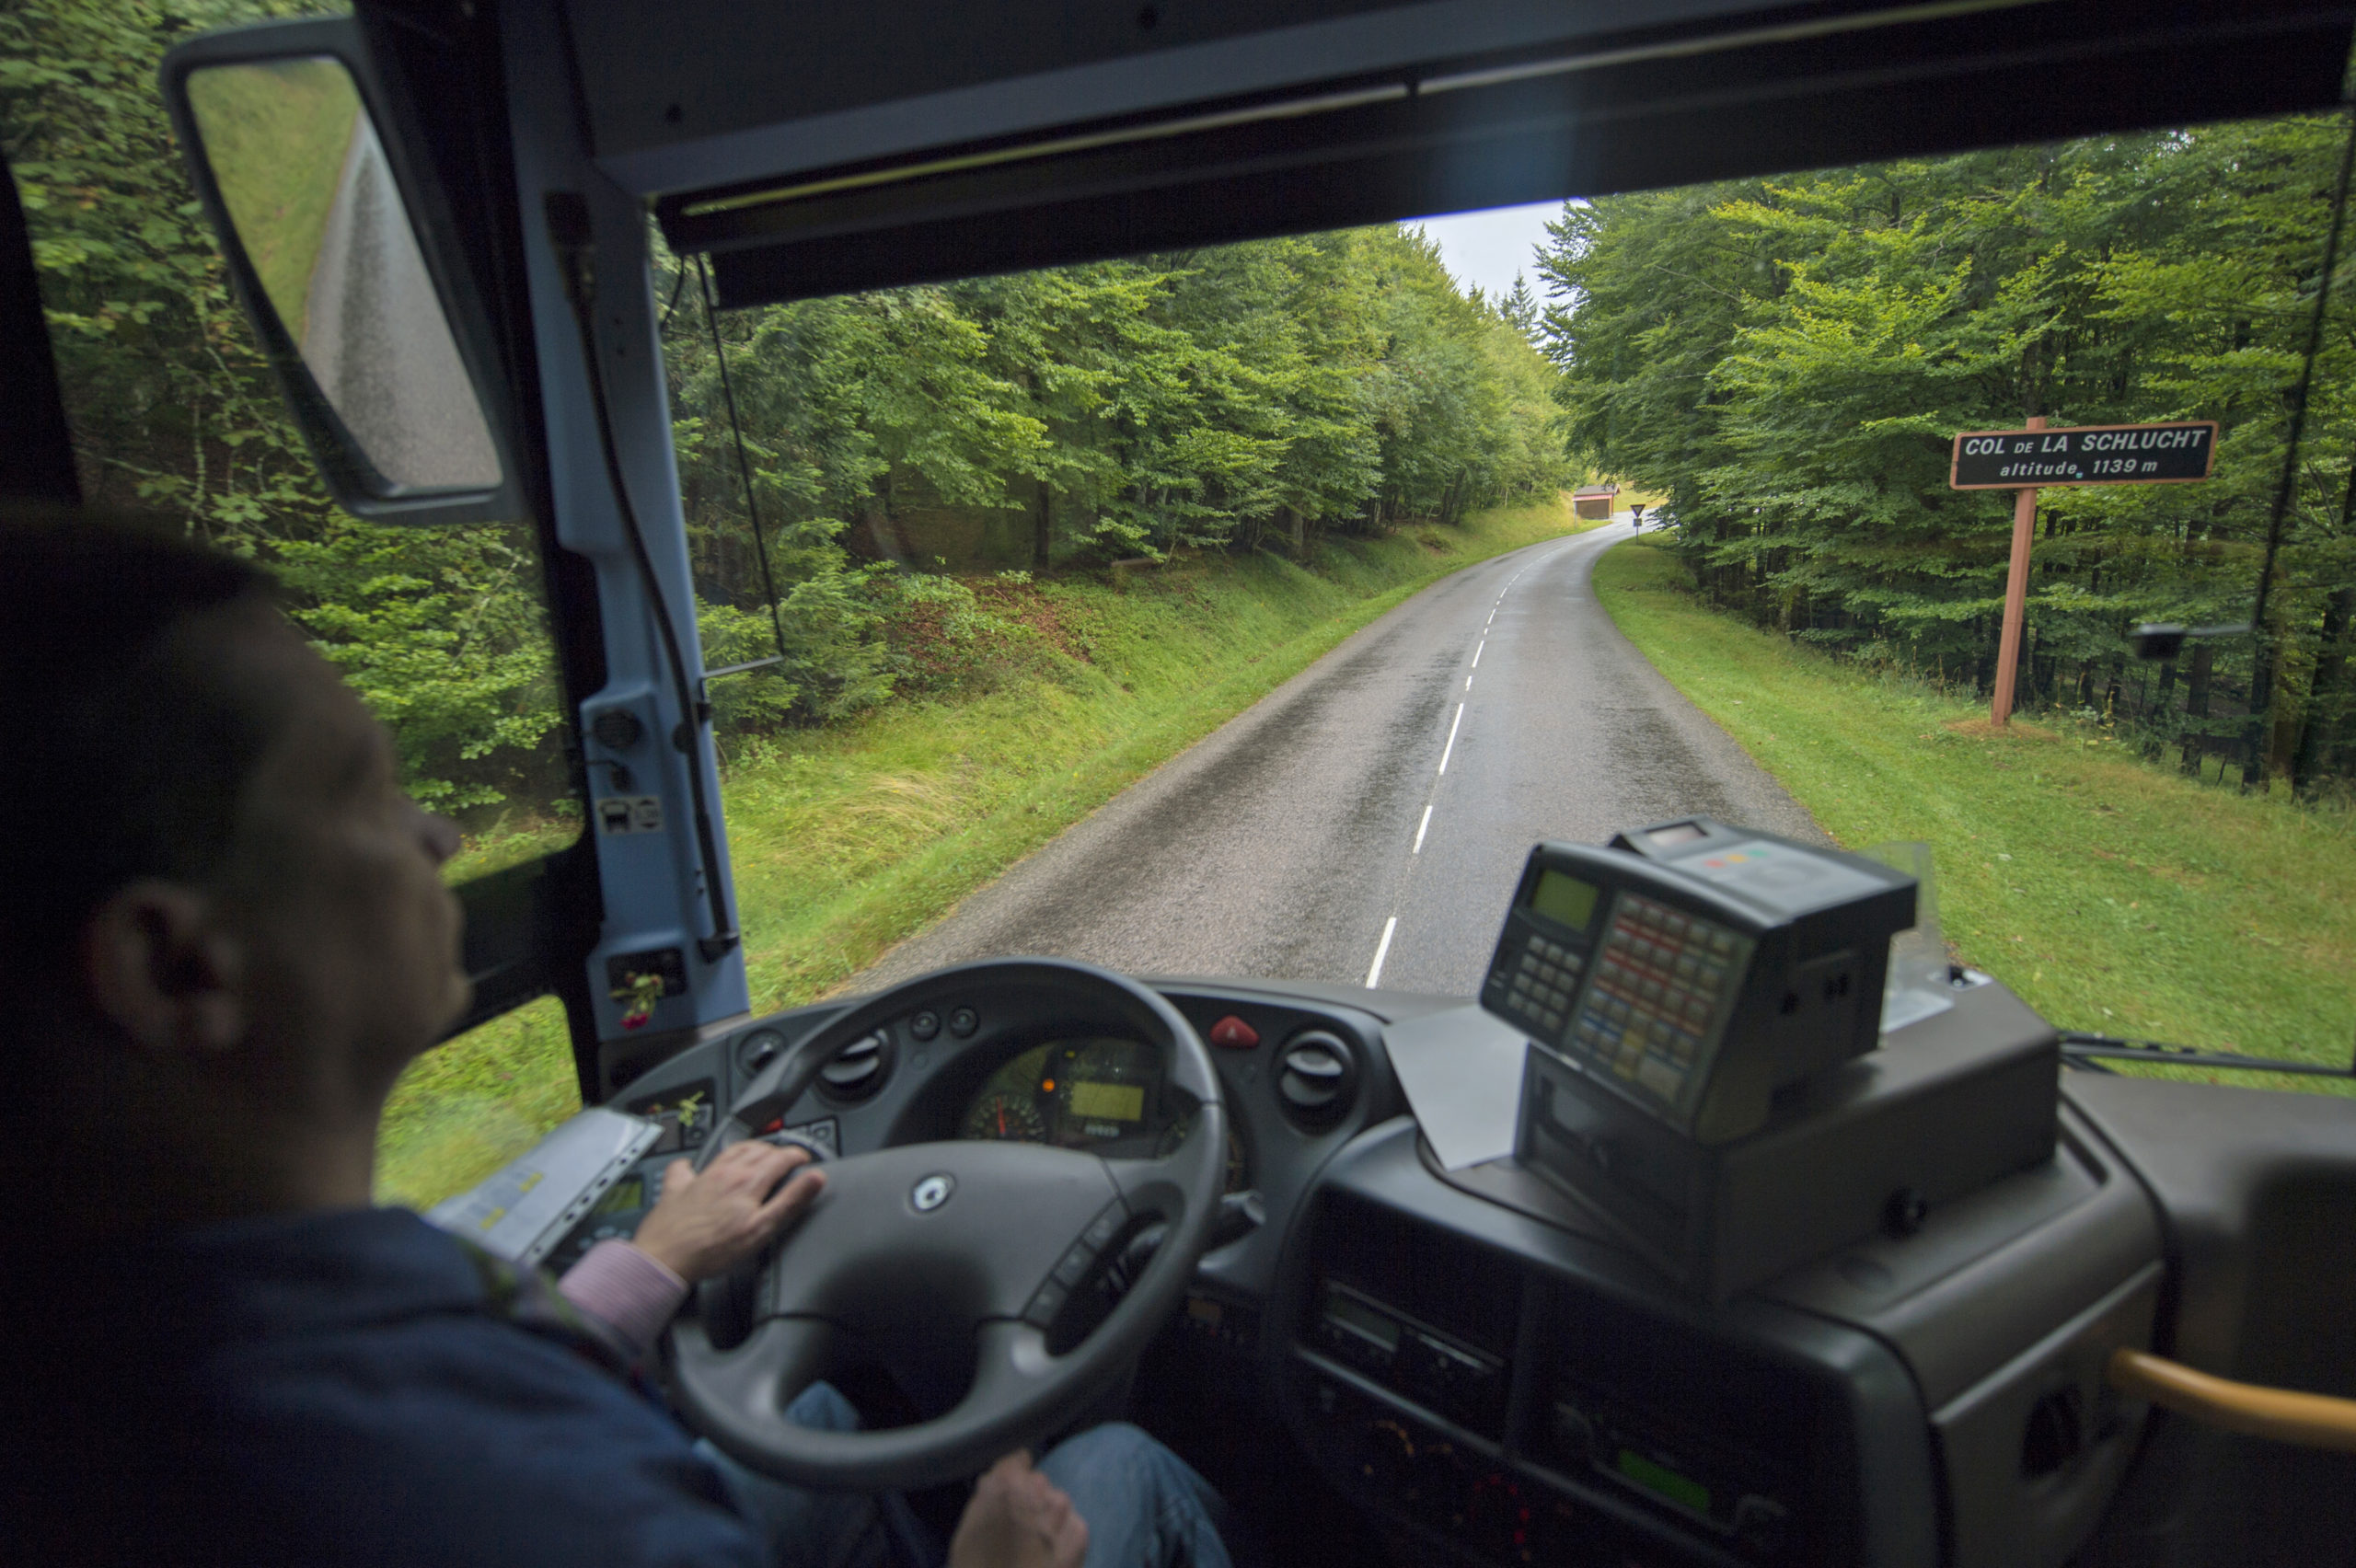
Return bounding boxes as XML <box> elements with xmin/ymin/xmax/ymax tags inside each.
<box><xmin>1408</xmin><ymin>199</ymin><xmax>1566</xmax><ymax>307</ymax></box>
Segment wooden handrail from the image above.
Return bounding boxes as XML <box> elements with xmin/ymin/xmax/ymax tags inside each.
<box><xmin>2109</xmin><ymin>1348</ymin><xmax>2356</xmax><ymax>1453</ymax></box>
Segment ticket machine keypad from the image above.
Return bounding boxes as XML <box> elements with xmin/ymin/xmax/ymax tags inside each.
<box><xmin>1501</xmin><ymin>933</ymin><xmax>1586</xmax><ymax>1035</ymax></box>
<box><xmin>1568</xmin><ymin>894</ymin><xmax>1750</xmax><ymax>1112</ymax></box>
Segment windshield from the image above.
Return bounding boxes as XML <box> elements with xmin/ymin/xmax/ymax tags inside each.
<box><xmin>663</xmin><ymin>129</ymin><xmax>2353</xmax><ymax>1103</ymax></box>
<box><xmin>7</xmin><ymin>0</ymin><xmax>2350</xmax><ymax>1214</ymax></box>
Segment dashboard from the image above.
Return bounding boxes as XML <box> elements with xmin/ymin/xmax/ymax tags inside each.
<box><xmin>527</xmin><ymin>970</ymin><xmax>2261</xmax><ymax>1568</ymax></box>
<box><xmin>552</xmin><ymin>976</ymin><xmax>1389</xmax><ymax>1294</ymax></box>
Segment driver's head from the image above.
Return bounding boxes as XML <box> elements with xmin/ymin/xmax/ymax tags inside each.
<box><xmin>1</xmin><ymin>510</ymin><xmax>468</xmax><ymax>1224</ymax></box>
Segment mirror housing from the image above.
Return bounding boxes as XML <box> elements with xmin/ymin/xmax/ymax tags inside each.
<box><xmin>160</xmin><ymin>17</ymin><xmax>523</xmax><ymax>525</ymax></box>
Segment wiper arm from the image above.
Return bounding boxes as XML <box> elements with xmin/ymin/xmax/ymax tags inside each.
<box><xmin>2059</xmin><ymin>1032</ymin><xmax>2353</xmax><ymax>1078</ymax></box>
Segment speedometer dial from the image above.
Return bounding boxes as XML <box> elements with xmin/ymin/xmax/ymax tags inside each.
<box><xmin>962</xmin><ymin>1091</ymin><xmax>1046</xmax><ymax>1142</ymax></box>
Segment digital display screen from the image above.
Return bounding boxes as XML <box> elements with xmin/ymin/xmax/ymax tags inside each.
<box><xmin>1323</xmin><ymin>1289</ymin><xmax>1400</xmax><ymax>1352</ymax></box>
<box><xmin>591</xmin><ymin>1178</ymin><xmax>644</xmax><ymax>1216</ymax></box>
<box><xmin>1617</xmin><ymin>1449</ymin><xmax>1712</xmax><ymax>1516</ymax></box>
<box><xmin>1069</xmin><ymin>1080</ymin><xmax>1144</xmax><ymax>1121</ymax></box>
<box><xmin>1530</xmin><ymin>869</ymin><xmax>1600</xmax><ymax>932</ymax></box>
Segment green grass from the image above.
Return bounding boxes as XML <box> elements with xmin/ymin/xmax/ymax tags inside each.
<box><xmin>1593</xmin><ymin>539</ymin><xmax>2356</xmax><ymax>1095</ymax></box>
<box><xmin>375</xmin><ymin>502</ymin><xmax>1589</xmax><ymax>1206</ymax></box>
<box><xmin>185</xmin><ymin>59</ymin><xmax>361</xmax><ymax>344</ymax></box>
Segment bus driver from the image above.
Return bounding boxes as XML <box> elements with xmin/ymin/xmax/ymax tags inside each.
<box><xmin>0</xmin><ymin>514</ymin><xmax>1234</xmax><ymax>1568</ymax></box>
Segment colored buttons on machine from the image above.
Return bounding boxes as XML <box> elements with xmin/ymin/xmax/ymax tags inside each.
<box><xmin>1565</xmin><ymin>893</ymin><xmax>1746</xmax><ymax>1109</ymax></box>
<box><xmin>1208</xmin><ymin>1014</ymin><xmax>1260</xmax><ymax>1049</ymax></box>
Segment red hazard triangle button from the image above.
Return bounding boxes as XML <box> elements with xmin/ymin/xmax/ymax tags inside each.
<box><xmin>1207</xmin><ymin>1015</ymin><xmax>1260</xmax><ymax>1050</ymax></box>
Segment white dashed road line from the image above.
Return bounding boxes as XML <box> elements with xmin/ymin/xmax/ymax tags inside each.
<box><xmin>1366</xmin><ymin>530</ymin><xmax>1605</xmax><ymax>986</ymax></box>
<box><xmin>1437</xmin><ymin>703</ymin><xmax>1465</xmax><ymax>774</ymax></box>
<box><xmin>1365</xmin><ymin>916</ymin><xmax>1399</xmax><ymax>987</ymax></box>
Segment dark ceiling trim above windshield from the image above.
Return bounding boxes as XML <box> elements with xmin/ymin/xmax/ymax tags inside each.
<box><xmin>662</xmin><ymin>0</ymin><xmax>2356</xmax><ymax>311</ymax></box>
<box><xmin>665</xmin><ymin>0</ymin><xmax>2031</xmax><ymax>237</ymax></box>
<box><xmin>582</xmin><ymin>0</ymin><xmax>1846</xmax><ymax>195</ymax></box>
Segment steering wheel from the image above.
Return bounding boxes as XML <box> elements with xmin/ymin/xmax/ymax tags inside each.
<box><xmin>664</xmin><ymin>959</ymin><xmax>1227</xmax><ymax>1492</ymax></box>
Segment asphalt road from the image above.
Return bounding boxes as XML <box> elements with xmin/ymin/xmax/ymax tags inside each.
<box><xmin>855</xmin><ymin>521</ymin><xmax>1826</xmax><ymax>999</ymax></box>
<box><xmin>303</xmin><ymin>116</ymin><xmax>499</xmax><ymax>489</ymax></box>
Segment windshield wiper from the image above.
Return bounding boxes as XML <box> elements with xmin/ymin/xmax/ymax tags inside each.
<box><xmin>2060</xmin><ymin>1032</ymin><xmax>2354</xmax><ymax>1078</ymax></box>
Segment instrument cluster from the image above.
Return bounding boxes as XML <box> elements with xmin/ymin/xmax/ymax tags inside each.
<box><xmin>959</xmin><ymin>1037</ymin><xmax>1167</xmax><ymax>1155</ymax></box>
<box><xmin>957</xmin><ymin>1035</ymin><xmax>1249</xmax><ymax>1193</ymax></box>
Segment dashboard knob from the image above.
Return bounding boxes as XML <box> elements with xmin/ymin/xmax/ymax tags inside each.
<box><xmin>736</xmin><ymin>1028</ymin><xmax>785</xmax><ymax>1076</ymax></box>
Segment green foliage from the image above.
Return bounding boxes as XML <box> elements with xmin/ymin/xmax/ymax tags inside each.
<box><xmin>272</xmin><ymin>520</ymin><xmax>569</xmax><ymax>811</ymax></box>
<box><xmin>5</xmin><ymin>0</ymin><xmax>570</xmax><ymax>820</ymax></box>
<box><xmin>1541</xmin><ymin>124</ymin><xmax>2356</xmax><ymax>792</ymax></box>
<box><xmin>9</xmin><ymin>3</ymin><xmax>1573</xmax><ymax>823</ymax></box>
<box><xmin>662</xmin><ymin>226</ymin><xmax>1576</xmax><ymax>693</ymax></box>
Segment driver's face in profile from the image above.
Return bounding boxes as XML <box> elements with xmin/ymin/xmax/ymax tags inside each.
<box><xmin>211</xmin><ymin>602</ymin><xmax>469</xmax><ymax>1077</ymax></box>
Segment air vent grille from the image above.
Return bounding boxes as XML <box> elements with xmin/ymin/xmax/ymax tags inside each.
<box><xmin>818</xmin><ymin>1031</ymin><xmax>889</xmax><ymax>1101</ymax></box>
<box><xmin>1276</xmin><ymin>1030</ymin><xmax>1357</xmax><ymax>1127</ymax></box>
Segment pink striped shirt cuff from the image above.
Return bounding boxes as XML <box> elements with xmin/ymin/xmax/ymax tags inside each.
<box><xmin>557</xmin><ymin>1239</ymin><xmax>688</xmax><ymax>1359</ymax></box>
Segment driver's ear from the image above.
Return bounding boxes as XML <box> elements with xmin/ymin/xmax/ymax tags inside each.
<box><xmin>80</xmin><ymin>881</ymin><xmax>250</xmax><ymax>1056</ymax></box>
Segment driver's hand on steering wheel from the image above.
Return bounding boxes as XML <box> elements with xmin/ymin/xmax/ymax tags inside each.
<box><xmin>629</xmin><ymin>1142</ymin><xmax>826</xmax><ymax>1284</ymax></box>
<box><xmin>949</xmin><ymin>1451</ymin><xmax>1088</xmax><ymax>1568</ymax></box>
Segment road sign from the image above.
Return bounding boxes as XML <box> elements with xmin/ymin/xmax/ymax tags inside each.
<box><xmin>1949</xmin><ymin>421</ymin><xmax>2218</xmax><ymax>490</ymax></box>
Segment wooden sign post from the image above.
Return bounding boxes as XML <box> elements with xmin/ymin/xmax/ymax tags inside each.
<box><xmin>1988</xmin><ymin>417</ymin><xmax>2044</xmax><ymax>727</ymax></box>
<box><xmin>1949</xmin><ymin>418</ymin><xmax>2219</xmax><ymax>726</ymax></box>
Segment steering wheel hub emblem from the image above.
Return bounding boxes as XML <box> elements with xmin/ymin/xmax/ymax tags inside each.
<box><xmin>910</xmin><ymin>1173</ymin><xmax>954</xmax><ymax>1212</ymax></box>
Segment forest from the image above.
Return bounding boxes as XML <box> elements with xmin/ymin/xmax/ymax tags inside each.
<box><xmin>16</xmin><ymin>1</ymin><xmax>2356</xmax><ymax>812</ymax></box>
<box><xmin>661</xmin><ymin>230</ymin><xmax>1570</xmax><ymax>734</ymax></box>
<box><xmin>1538</xmin><ymin>121</ymin><xmax>2356</xmax><ymax>796</ymax></box>
<box><xmin>3</xmin><ymin>0</ymin><xmax>1569</xmax><ymax>820</ymax></box>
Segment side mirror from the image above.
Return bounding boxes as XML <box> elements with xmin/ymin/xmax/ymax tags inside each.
<box><xmin>161</xmin><ymin>19</ymin><xmax>519</xmax><ymax>525</ymax></box>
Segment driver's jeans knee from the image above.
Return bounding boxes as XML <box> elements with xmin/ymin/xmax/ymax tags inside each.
<box><xmin>1037</xmin><ymin>1422</ymin><xmax>1231</xmax><ymax>1568</ymax></box>
<box><xmin>697</xmin><ymin>1384</ymin><xmax>1231</xmax><ymax>1568</ymax></box>
<box><xmin>698</xmin><ymin>1384</ymin><xmax>930</xmax><ymax>1568</ymax></box>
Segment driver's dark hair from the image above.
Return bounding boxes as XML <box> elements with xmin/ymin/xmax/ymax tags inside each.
<box><xmin>0</xmin><ymin>507</ymin><xmax>284</xmax><ymax>973</ymax></box>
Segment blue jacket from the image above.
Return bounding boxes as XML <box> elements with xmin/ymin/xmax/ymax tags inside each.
<box><xmin>3</xmin><ymin>1207</ymin><xmax>765</xmax><ymax>1567</ymax></box>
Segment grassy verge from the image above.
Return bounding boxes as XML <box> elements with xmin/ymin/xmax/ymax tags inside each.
<box><xmin>376</xmin><ymin>501</ymin><xmax>1585</xmax><ymax>1205</ymax></box>
<box><xmin>1593</xmin><ymin>540</ymin><xmax>2356</xmax><ymax>1094</ymax></box>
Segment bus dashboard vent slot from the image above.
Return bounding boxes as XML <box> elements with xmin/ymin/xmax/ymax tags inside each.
<box><xmin>818</xmin><ymin>1031</ymin><xmax>891</xmax><ymax>1101</ymax></box>
<box><xmin>1276</xmin><ymin>1031</ymin><xmax>1357</xmax><ymax>1128</ymax></box>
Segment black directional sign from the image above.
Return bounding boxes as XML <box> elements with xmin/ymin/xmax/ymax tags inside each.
<box><xmin>1949</xmin><ymin>421</ymin><xmax>2218</xmax><ymax>490</ymax></box>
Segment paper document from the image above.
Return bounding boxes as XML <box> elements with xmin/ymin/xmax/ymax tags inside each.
<box><xmin>1384</xmin><ymin>1004</ymin><xmax>1530</xmax><ymax>1170</ymax></box>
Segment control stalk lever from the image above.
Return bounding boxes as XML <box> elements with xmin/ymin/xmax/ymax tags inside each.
<box><xmin>1211</xmin><ymin>1190</ymin><xmax>1265</xmax><ymax>1250</ymax></box>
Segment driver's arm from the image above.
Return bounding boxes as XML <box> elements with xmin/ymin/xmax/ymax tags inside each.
<box><xmin>559</xmin><ymin>1141</ymin><xmax>825</xmax><ymax>1357</ymax></box>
